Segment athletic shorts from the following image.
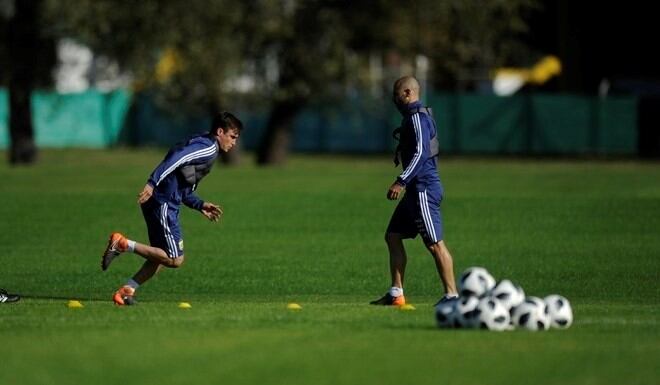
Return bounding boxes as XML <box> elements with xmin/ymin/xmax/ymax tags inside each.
<box><xmin>141</xmin><ymin>200</ymin><xmax>184</xmax><ymax>258</ymax></box>
<box><xmin>386</xmin><ymin>187</ymin><xmax>444</xmax><ymax>246</ymax></box>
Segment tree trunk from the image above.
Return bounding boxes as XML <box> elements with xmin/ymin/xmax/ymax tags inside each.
<box><xmin>8</xmin><ymin>81</ymin><xmax>36</xmax><ymax>164</ymax></box>
<box><xmin>7</xmin><ymin>0</ymin><xmax>41</xmax><ymax>165</ymax></box>
<box><xmin>256</xmin><ymin>98</ymin><xmax>303</xmax><ymax>165</ymax></box>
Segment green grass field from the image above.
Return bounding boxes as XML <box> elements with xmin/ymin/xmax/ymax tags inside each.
<box><xmin>0</xmin><ymin>150</ymin><xmax>658</xmax><ymax>385</ymax></box>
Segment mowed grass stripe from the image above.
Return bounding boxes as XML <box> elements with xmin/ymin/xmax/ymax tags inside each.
<box><xmin>0</xmin><ymin>150</ymin><xmax>658</xmax><ymax>385</ymax></box>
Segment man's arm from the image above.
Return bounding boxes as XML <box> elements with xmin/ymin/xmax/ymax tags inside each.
<box><xmin>138</xmin><ymin>184</ymin><xmax>154</xmax><ymax>204</ymax></box>
<box><xmin>396</xmin><ymin>112</ymin><xmax>432</xmax><ymax>187</ymax></box>
<box><xmin>147</xmin><ymin>141</ymin><xmax>217</xmax><ymax>188</ymax></box>
<box><xmin>200</xmin><ymin>201</ymin><xmax>223</xmax><ymax>222</ymax></box>
<box><xmin>182</xmin><ymin>190</ymin><xmax>222</xmax><ymax>222</ymax></box>
<box><xmin>182</xmin><ymin>191</ymin><xmax>204</xmax><ymax>211</ymax></box>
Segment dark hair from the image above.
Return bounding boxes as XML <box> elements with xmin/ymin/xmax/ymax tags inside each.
<box><xmin>211</xmin><ymin>111</ymin><xmax>243</xmax><ymax>133</ymax></box>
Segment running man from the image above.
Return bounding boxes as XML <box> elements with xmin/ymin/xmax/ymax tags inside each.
<box><xmin>101</xmin><ymin>112</ymin><xmax>243</xmax><ymax>305</ymax></box>
<box><xmin>371</xmin><ymin>76</ymin><xmax>458</xmax><ymax>306</ymax></box>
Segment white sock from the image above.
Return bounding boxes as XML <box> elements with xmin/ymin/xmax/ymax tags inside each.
<box><xmin>127</xmin><ymin>240</ymin><xmax>136</xmax><ymax>253</ymax></box>
<box><xmin>126</xmin><ymin>279</ymin><xmax>140</xmax><ymax>290</ymax></box>
<box><xmin>389</xmin><ymin>286</ymin><xmax>404</xmax><ymax>297</ymax></box>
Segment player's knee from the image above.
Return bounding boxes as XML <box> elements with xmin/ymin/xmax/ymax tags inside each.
<box><xmin>166</xmin><ymin>255</ymin><xmax>185</xmax><ymax>268</ymax></box>
<box><xmin>427</xmin><ymin>241</ymin><xmax>448</xmax><ymax>256</ymax></box>
<box><xmin>385</xmin><ymin>232</ymin><xmax>401</xmax><ymax>245</ymax></box>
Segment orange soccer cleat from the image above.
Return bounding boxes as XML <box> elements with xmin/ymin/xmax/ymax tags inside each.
<box><xmin>369</xmin><ymin>293</ymin><xmax>406</xmax><ymax>306</ymax></box>
<box><xmin>113</xmin><ymin>285</ymin><xmax>136</xmax><ymax>306</ymax></box>
<box><xmin>101</xmin><ymin>232</ymin><xmax>128</xmax><ymax>271</ymax></box>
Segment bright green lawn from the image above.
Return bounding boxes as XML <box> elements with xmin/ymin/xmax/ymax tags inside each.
<box><xmin>0</xmin><ymin>150</ymin><xmax>658</xmax><ymax>385</ymax></box>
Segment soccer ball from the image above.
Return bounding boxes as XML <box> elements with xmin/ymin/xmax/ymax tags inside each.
<box><xmin>511</xmin><ymin>296</ymin><xmax>550</xmax><ymax>331</ymax></box>
<box><xmin>454</xmin><ymin>296</ymin><xmax>480</xmax><ymax>328</ymax></box>
<box><xmin>489</xmin><ymin>279</ymin><xmax>525</xmax><ymax>311</ymax></box>
<box><xmin>458</xmin><ymin>267</ymin><xmax>496</xmax><ymax>298</ymax></box>
<box><xmin>473</xmin><ymin>297</ymin><xmax>511</xmax><ymax>331</ymax></box>
<box><xmin>544</xmin><ymin>294</ymin><xmax>573</xmax><ymax>329</ymax></box>
<box><xmin>435</xmin><ymin>297</ymin><xmax>459</xmax><ymax>329</ymax></box>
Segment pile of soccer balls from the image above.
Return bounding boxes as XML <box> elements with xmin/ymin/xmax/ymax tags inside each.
<box><xmin>435</xmin><ymin>266</ymin><xmax>573</xmax><ymax>331</ymax></box>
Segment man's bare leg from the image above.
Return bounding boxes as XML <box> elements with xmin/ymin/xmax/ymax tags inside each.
<box><xmin>371</xmin><ymin>233</ymin><xmax>408</xmax><ymax>305</ymax></box>
<box><xmin>386</xmin><ymin>232</ymin><xmax>407</xmax><ymax>289</ymax></box>
<box><xmin>102</xmin><ymin>232</ymin><xmax>183</xmax><ymax>270</ymax></box>
<box><xmin>428</xmin><ymin>240</ymin><xmax>458</xmax><ymax>295</ymax></box>
<box><xmin>133</xmin><ymin>243</ymin><xmax>183</xmax><ymax>268</ymax></box>
<box><xmin>132</xmin><ymin>260</ymin><xmax>163</xmax><ymax>286</ymax></box>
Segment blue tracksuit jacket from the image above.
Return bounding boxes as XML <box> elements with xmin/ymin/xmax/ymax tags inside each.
<box><xmin>395</xmin><ymin>101</ymin><xmax>443</xmax><ymax>194</ymax></box>
<box><xmin>146</xmin><ymin>134</ymin><xmax>219</xmax><ymax>210</ymax></box>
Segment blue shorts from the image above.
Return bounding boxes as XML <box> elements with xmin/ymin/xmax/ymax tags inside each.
<box><xmin>141</xmin><ymin>200</ymin><xmax>184</xmax><ymax>258</ymax></box>
<box><xmin>386</xmin><ymin>187</ymin><xmax>444</xmax><ymax>245</ymax></box>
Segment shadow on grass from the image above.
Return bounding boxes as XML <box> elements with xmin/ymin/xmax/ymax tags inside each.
<box><xmin>20</xmin><ymin>293</ymin><xmax>109</xmax><ymax>302</ymax></box>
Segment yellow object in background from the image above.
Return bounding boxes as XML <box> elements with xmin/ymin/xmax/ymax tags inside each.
<box><xmin>286</xmin><ymin>303</ymin><xmax>302</xmax><ymax>310</ymax></box>
<box><xmin>155</xmin><ymin>48</ymin><xmax>184</xmax><ymax>84</ymax></box>
<box><xmin>67</xmin><ymin>300</ymin><xmax>83</xmax><ymax>308</ymax></box>
<box><xmin>528</xmin><ymin>56</ymin><xmax>562</xmax><ymax>84</ymax></box>
<box><xmin>493</xmin><ymin>55</ymin><xmax>562</xmax><ymax>96</ymax></box>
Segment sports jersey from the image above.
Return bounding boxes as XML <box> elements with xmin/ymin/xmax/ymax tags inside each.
<box><xmin>146</xmin><ymin>134</ymin><xmax>219</xmax><ymax>210</ymax></box>
<box><xmin>142</xmin><ymin>133</ymin><xmax>219</xmax><ymax>258</ymax></box>
<box><xmin>388</xmin><ymin>101</ymin><xmax>445</xmax><ymax>244</ymax></box>
<box><xmin>395</xmin><ymin>101</ymin><xmax>443</xmax><ymax>194</ymax></box>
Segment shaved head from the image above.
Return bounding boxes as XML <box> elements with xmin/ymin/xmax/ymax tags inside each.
<box><xmin>394</xmin><ymin>76</ymin><xmax>420</xmax><ymax>94</ymax></box>
<box><xmin>392</xmin><ymin>76</ymin><xmax>420</xmax><ymax>108</ymax></box>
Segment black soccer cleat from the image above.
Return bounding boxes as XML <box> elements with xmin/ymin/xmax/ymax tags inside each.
<box><xmin>0</xmin><ymin>288</ymin><xmax>20</xmax><ymax>303</ymax></box>
<box><xmin>370</xmin><ymin>293</ymin><xmax>406</xmax><ymax>306</ymax></box>
<box><xmin>434</xmin><ymin>293</ymin><xmax>459</xmax><ymax>307</ymax></box>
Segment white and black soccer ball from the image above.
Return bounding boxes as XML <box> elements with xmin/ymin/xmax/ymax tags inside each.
<box><xmin>511</xmin><ymin>296</ymin><xmax>550</xmax><ymax>331</ymax></box>
<box><xmin>458</xmin><ymin>267</ymin><xmax>496</xmax><ymax>298</ymax></box>
<box><xmin>473</xmin><ymin>297</ymin><xmax>511</xmax><ymax>331</ymax></box>
<box><xmin>435</xmin><ymin>297</ymin><xmax>459</xmax><ymax>329</ymax></box>
<box><xmin>489</xmin><ymin>279</ymin><xmax>525</xmax><ymax>311</ymax></box>
<box><xmin>544</xmin><ymin>294</ymin><xmax>573</xmax><ymax>329</ymax></box>
<box><xmin>454</xmin><ymin>295</ymin><xmax>480</xmax><ymax>328</ymax></box>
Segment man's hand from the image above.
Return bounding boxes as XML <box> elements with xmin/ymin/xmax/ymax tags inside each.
<box><xmin>387</xmin><ymin>182</ymin><xmax>404</xmax><ymax>200</ymax></box>
<box><xmin>201</xmin><ymin>202</ymin><xmax>223</xmax><ymax>222</ymax></box>
<box><xmin>138</xmin><ymin>184</ymin><xmax>154</xmax><ymax>204</ymax></box>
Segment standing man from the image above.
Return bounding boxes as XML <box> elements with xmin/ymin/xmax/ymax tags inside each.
<box><xmin>101</xmin><ymin>112</ymin><xmax>243</xmax><ymax>306</ymax></box>
<box><xmin>371</xmin><ymin>76</ymin><xmax>458</xmax><ymax>306</ymax></box>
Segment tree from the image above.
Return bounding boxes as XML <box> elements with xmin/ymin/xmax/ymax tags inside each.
<box><xmin>2</xmin><ymin>0</ymin><xmax>55</xmax><ymax>164</ymax></box>
<box><xmin>246</xmin><ymin>0</ymin><xmax>539</xmax><ymax>163</ymax></box>
<box><xmin>45</xmin><ymin>0</ymin><xmax>246</xmax><ymax>162</ymax></box>
<box><xmin>415</xmin><ymin>0</ymin><xmax>539</xmax><ymax>90</ymax></box>
<box><xmin>246</xmin><ymin>1</ymin><xmax>356</xmax><ymax>164</ymax></box>
<box><xmin>40</xmin><ymin>0</ymin><xmax>538</xmax><ymax>165</ymax></box>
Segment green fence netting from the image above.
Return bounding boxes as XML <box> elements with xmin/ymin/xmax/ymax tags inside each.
<box><xmin>0</xmin><ymin>89</ymin><xmax>131</xmax><ymax>149</ymax></box>
<box><xmin>0</xmin><ymin>89</ymin><xmax>638</xmax><ymax>155</ymax></box>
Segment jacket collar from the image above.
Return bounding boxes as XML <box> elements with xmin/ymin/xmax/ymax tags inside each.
<box><xmin>398</xmin><ymin>100</ymin><xmax>422</xmax><ymax>116</ymax></box>
<box><xmin>407</xmin><ymin>100</ymin><xmax>423</xmax><ymax>111</ymax></box>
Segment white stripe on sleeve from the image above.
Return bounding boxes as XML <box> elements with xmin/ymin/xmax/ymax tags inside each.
<box><xmin>156</xmin><ymin>143</ymin><xmax>217</xmax><ymax>186</ymax></box>
<box><xmin>399</xmin><ymin>113</ymin><xmax>423</xmax><ymax>181</ymax></box>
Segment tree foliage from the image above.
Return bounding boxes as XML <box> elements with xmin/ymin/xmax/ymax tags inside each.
<box><xmin>3</xmin><ymin>0</ymin><xmax>538</xmax><ymax>164</ymax></box>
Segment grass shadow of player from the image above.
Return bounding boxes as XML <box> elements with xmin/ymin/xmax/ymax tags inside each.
<box><xmin>19</xmin><ymin>293</ymin><xmax>109</xmax><ymax>302</ymax></box>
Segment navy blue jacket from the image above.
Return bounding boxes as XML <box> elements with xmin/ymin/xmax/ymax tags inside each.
<box><xmin>395</xmin><ymin>101</ymin><xmax>443</xmax><ymax>193</ymax></box>
<box><xmin>146</xmin><ymin>134</ymin><xmax>219</xmax><ymax>210</ymax></box>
